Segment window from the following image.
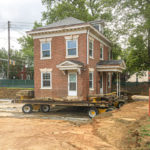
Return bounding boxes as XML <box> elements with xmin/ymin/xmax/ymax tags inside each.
<box><xmin>89</xmin><ymin>40</ymin><xmax>93</xmax><ymax>58</ymax></box>
<box><xmin>108</xmin><ymin>48</ymin><xmax>111</xmax><ymax>60</ymax></box>
<box><xmin>100</xmin><ymin>46</ymin><xmax>104</xmax><ymax>60</ymax></box>
<box><xmin>108</xmin><ymin>73</ymin><xmax>111</xmax><ymax>88</ymax></box>
<box><xmin>89</xmin><ymin>72</ymin><xmax>94</xmax><ymax>89</ymax></box>
<box><xmin>41</xmin><ymin>72</ymin><xmax>52</xmax><ymax>89</ymax></box>
<box><xmin>40</xmin><ymin>41</ymin><xmax>51</xmax><ymax>59</ymax></box>
<box><xmin>66</xmin><ymin>40</ymin><xmax>77</xmax><ymax>57</ymax></box>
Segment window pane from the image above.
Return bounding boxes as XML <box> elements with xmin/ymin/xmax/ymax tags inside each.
<box><xmin>43</xmin><ymin>73</ymin><xmax>50</xmax><ymax>80</ymax></box>
<box><xmin>42</xmin><ymin>51</ymin><xmax>50</xmax><ymax>57</ymax></box>
<box><xmin>69</xmin><ymin>74</ymin><xmax>76</xmax><ymax>82</ymax></box>
<box><xmin>43</xmin><ymin>81</ymin><xmax>50</xmax><ymax>87</ymax></box>
<box><xmin>42</xmin><ymin>43</ymin><xmax>50</xmax><ymax>51</ymax></box>
<box><xmin>89</xmin><ymin>73</ymin><xmax>93</xmax><ymax>80</ymax></box>
<box><xmin>68</xmin><ymin>48</ymin><xmax>76</xmax><ymax>56</ymax></box>
<box><xmin>89</xmin><ymin>81</ymin><xmax>93</xmax><ymax>88</ymax></box>
<box><xmin>68</xmin><ymin>40</ymin><xmax>76</xmax><ymax>48</ymax></box>
<box><xmin>89</xmin><ymin>49</ymin><xmax>93</xmax><ymax>57</ymax></box>
<box><xmin>100</xmin><ymin>47</ymin><xmax>103</xmax><ymax>58</ymax></box>
<box><xmin>89</xmin><ymin>41</ymin><xmax>93</xmax><ymax>49</ymax></box>
<box><xmin>70</xmin><ymin>83</ymin><xmax>76</xmax><ymax>91</ymax></box>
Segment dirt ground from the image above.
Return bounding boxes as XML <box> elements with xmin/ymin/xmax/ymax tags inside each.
<box><xmin>0</xmin><ymin>98</ymin><xmax>149</xmax><ymax>150</ymax></box>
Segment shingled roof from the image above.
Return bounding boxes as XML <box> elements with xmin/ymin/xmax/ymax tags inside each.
<box><xmin>36</xmin><ymin>17</ymin><xmax>85</xmax><ymax>30</ymax></box>
<box><xmin>97</xmin><ymin>60</ymin><xmax>124</xmax><ymax>66</ymax></box>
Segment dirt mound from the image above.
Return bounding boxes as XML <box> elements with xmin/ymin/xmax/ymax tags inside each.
<box><xmin>92</xmin><ymin>101</ymin><xmax>149</xmax><ymax>149</ymax></box>
<box><xmin>0</xmin><ymin>100</ymin><xmax>149</xmax><ymax>150</ymax></box>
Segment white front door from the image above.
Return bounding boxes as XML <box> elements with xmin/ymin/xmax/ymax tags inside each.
<box><xmin>68</xmin><ymin>72</ymin><xmax>77</xmax><ymax>96</ymax></box>
<box><xmin>100</xmin><ymin>73</ymin><xmax>103</xmax><ymax>94</ymax></box>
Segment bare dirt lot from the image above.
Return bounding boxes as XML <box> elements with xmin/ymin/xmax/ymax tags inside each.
<box><xmin>0</xmin><ymin>99</ymin><xmax>149</xmax><ymax>150</ymax></box>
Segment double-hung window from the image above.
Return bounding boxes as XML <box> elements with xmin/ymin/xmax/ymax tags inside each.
<box><xmin>40</xmin><ymin>38</ymin><xmax>52</xmax><ymax>59</ymax></box>
<box><xmin>66</xmin><ymin>40</ymin><xmax>77</xmax><ymax>57</ymax></box>
<box><xmin>100</xmin><ymin>46</ymin><xmax>104</xmax><ymax>60</ymax></box>
<box><xmin>89</xmin><ymin>72</ymin><xmax>94</xmax><ymax>90</ymax></box>
<box><xmin>41</xmin><ymin>42</ymin><xmax>51</xmax><ymax>58</ymax></box>
<box><xmin>41</xmin><ymin>72</ymin><xmax>52</xmax><ymax>89</ymax></box>
<box><xmin>89</xmin><ymin>40</ymin><xmax>93</xmax><ymax>58</ymax></box>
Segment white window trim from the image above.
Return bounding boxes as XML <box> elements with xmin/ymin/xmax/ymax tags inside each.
<box><xmin>89</xmin><ymin>71</ymin><xmax>94</xmax><ymax>90</ymax></box>
<box><xmin>89</xmin><ymin>39</ymin><xmax>94</xmax><ymax>59</ymax></box>
<box><xmin>40</xmin><ymin>69</ymin><xmax>52</xmax><ymax>89</ymax></box>
<box><xmin>100</xmin><ymin>45</ymin><xmax>104</xmax><ymax>60</ymax></box>
<box><xmin>66</xmin><ymin>39</ymin><xmax>78</xmax><ymax>58</ymax></box>
<box><xmin>40</xmin><ymin>38</ymin><xmax>52</xmax><ymax>60</ymax></box>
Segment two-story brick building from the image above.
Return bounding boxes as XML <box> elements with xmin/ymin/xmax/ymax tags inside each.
<box><xmin>28</xmin><ymin>17</ymin><xmax>125</xmax><ymax>101</ymax></box>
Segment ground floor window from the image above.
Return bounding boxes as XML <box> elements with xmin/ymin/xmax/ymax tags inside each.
<box><xmin>89</xmin><ymin>72</ymin><xmax>94</xmax><ymax>90</ymax></box>
<box><xmin>41</xmin><ymin>72</ymin><xmax>52</xmax><ymax>89</ymax></box>
<box><xmin>108</xmin><ymin>73</ymin><xmax>111</xmax><ymax>88</ymax></box>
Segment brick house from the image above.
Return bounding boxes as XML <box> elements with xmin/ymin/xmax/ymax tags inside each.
<box><xmin>28</xmin><ymin>17</ymin><xmax>125</xmax><ymax>100</ymax></box>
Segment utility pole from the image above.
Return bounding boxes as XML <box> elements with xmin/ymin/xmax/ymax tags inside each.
<box><xmin>7</xmin><ymin>21</ymin><xmax>10</xmax><ymax>79</ymax></box>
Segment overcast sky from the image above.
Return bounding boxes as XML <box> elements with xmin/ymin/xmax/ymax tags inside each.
<box><xmin>0</xmin><ymin>0</ymin><xmax>45</xmax><ymax>50</ymax></box>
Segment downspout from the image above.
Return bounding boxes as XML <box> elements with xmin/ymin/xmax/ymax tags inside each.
<box><xmin>87</xmin><ymin>30</ymin><xmax>89</xmax><ymax>65</ymax></box>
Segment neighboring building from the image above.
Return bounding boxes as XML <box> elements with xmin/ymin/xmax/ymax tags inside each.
<box><xmin>127</xmin><ymin>71</ymin><xmax>150</xmax><ymax>82</ymax></box>
<box><xmin>17</xmin><ymin>66</ymin><xmax>32</xmax><ymax>80</ymax></box>
<box><xmin>28</xmin><ymin>17</ymin><xmax>125</xmax><ymax>100</ymax></box>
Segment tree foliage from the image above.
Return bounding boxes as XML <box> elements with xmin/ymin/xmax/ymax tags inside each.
<box><xmin>42</xmin><ymin>0</ymin><xmax>95</xmax><ymax>23</ymax></box>
<box><xmin>100</xmin><ymin>0</ymin><xmax>150</xmax><ymax>74</ymax></box>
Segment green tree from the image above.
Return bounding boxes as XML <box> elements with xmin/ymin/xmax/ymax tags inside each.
<box><xmin>42</xmin><ymin>0</ymin><xmax>95</xmax><ymax>24</ymax></box>
<box><xmin>17</xmin><ymin>22</ymin><xmax>42</xmax><ymax>79</ymax></box>
<box><xmin>0</xmin><ymin>48</ymin><xmax>25</xmax><ymax>79</ymax></box>
<box><xmin>99</xmin><ymin>0</ymin><xmax>150</xmax><ymax>74</ymax></box>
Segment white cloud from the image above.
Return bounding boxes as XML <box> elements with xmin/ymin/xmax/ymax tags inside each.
<box><xmin>0</xmin><ymin>0</ymin><xmax>45</xmax><ymax>22</ymax></box>
<box><xmin>0</xmin><ymin>0</ymin><xmax>45</xmax><ymax>50</ymax></box>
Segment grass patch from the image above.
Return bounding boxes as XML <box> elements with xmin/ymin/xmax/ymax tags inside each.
<box><xmin>140</xmin><ymin>124</ymin><xmax>150</xmax><ymax>137</ymax></box>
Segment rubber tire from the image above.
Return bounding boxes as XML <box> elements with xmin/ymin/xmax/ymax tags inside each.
<box><xmin>41</xmin><ymin>105</ymin><xmax>50</xmax><ymax>113</ymax></box>
<box><xmin>22</xmin><ymin>104</ymin><xmax>33</xmax><ymax>114</ymax></box>
<box><xmin>88</xmin><ymin>107</ymin><xmax>98</xmax><ymax>118</ymax></box>
<box><xmin>118</xmin><ymin>102</ymin><xmax>124</xmax><ymax>108</ymax></box>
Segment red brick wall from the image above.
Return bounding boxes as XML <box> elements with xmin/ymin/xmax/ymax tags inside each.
<box><xmin>34</xmin><ymin>34</ymin><xmax>88</xmax><ymax>100</ymax></box>
<box><xmin>34</xmin><ymin>33</ymin><xmax>110</xmax><ymax>100</ymax></box>
<box><xmin>88</xmin><ymin>36</ymin><xmax>109</xmax><ymax>95</ymax></box>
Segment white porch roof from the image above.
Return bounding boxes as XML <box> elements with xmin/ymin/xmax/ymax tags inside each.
<box><xmin>96</xmin><ymin>60</ymin><xmax>126</xmax><ymax>73</ymax></box>
<box><xmin>56</xmin><ymin>60</ymin><xmax>84</xmax><ymax>74</ymax></box>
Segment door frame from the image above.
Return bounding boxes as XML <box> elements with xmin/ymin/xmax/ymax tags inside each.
<box><xmin>68</xmin><ymin>72</ymin><xmax>77</xmax><ymax>96</ymax></box>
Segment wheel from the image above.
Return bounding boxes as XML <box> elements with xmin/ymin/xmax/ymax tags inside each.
<box><xmin>41</xmin><ymin>105</ymin><xmax>50</xmax><ymax>113</ymax></box>
<box><xmin>88</xmin><ymin>107</ymin><xmax>98</xmax><ymax>118</ymax></box>
<box><xmin>117</xmin><ymin>102</ymin><xmax>124</xmax><ymax>108</ymax></box>
<box><xmin>22</xmin><ymin>104</ymin><xmax>33</xmax><ymax>114</ymax></box>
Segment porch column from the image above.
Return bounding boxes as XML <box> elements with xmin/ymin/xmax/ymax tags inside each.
<box><xmin>119</xmin><ymin>73</ymin><xmax>121</xmax><ymax>97</ymax></box>
<box><xmin>117</xmin><ymin>72</ymin><xmax>118</xmax><ymax>97</ymax></box>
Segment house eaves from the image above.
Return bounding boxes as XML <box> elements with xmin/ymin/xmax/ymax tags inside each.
<box><xmin>27</xmin><ymin>23</ymin><xmax>111</xmax><ymax>46</ymax></box>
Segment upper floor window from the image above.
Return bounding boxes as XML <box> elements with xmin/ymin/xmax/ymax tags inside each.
<box><xmin>89</xmin><ymin>40</ymin><xmax>94</xmax><ymax>58</ymax></box>
<box><xmin>100</xmin><ymin>46</ymin><xmax>104</xmax><ymax>60</ymax></box>
<box><xmin>108</xmin><ymin>48</ymin><xmax>111</xmax><ymax>60</ymax></box>
<box><xmin>41</xmin><ymin>42</ymin><xmax>51</xmax><ymax>58</ymax></box>
<box><xmin>40</xmin><ymin>38</ymin><xmax>52</xmax><ymax>59</ymax></box>
<box><xmin>66</xmin><ymin>40</ymin><xmax>78</xmax><ymax>57</ymax></box>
